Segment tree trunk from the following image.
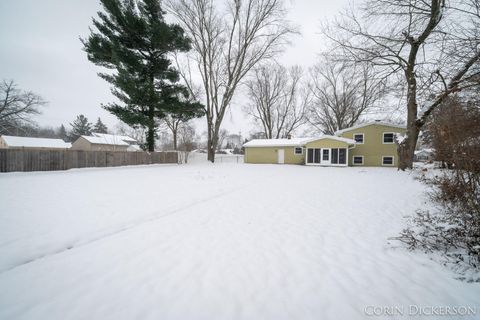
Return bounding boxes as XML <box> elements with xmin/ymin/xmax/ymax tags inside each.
<box><xmin>398</xmin><ymin>71</ymin><xmax>420</xmax><ymax>170</ymax></box>
<box><xmin>397</xmin><ymin>125</ymin><xmax>420</xmax><ymax>170</ymax></box>
<box><xmin>207</xmin><ymin>120</ymin><xmax>215</xmax><ymax>163</ymax></box>
<box><xmin>147</xmin><ymin>105</ymin><xmax>155</xmax><ymax>152</ymax></box>
<box><xmin>207</xmin><ymin>120</ymin><xmax>220</xmax><ymax>163</ymax></box>
<box><xmin>173</xmin><ymin>130</ymin><xmax>178</xmax><ymax>151</ymax></box>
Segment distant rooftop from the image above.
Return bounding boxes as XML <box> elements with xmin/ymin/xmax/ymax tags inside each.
<box><xmin>1</xmin><ymin>135</ymin><xmax>71</xmax><ymax>149</ymax></box>
<box><xmin>91</xmin><ymin>132</ymin><xmax>137</xmax><ymax>144</ymax></box>
<box><xmin>80</xmin><ymin>135</ymin><xmax>130</xmax><ymax>146</ymax></box>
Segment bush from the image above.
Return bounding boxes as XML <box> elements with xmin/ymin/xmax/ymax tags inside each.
<box><xmin>393</xmin><ymin>96</ymin><xmax>480</xmax><ymax>272</ymax></box>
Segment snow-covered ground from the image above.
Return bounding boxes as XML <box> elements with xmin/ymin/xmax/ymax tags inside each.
<box><xmin>0</xmin><ymin>162</ymin><xmax>479</xmax><ymax>320</ymax></box>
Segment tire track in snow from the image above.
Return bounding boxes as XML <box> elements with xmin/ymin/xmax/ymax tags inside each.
<box><xmin>0</xmin><ymin>186</ymin><xmax>242</xmax><ymax>275</ymax></box>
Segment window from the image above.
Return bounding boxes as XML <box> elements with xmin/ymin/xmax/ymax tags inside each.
<box><xmin>383</xmin><ymin>132</ymin><xmax>394</xmax><ymax>144</ymax></box>
<box><xmin>382</xmin><ymin>156</ymin><xmax>394</xmax><ymax>166</ymax></box>
<box><xmin>353</xmin><ymin>133</ymin><xmax>364</xmax><ymax>144</ymax></box>
<box><xmin>314</xmin><ymin>149</ymin><xmax>321</xmax><ymax>163</ymax></box>
<box><xmin>332</xmin><ymin>148</ymin><xmax>338</xmax><ymax>164</ymax></box>
<box><xmin>331</xmin><ymin>148</ymin><xmax>347</xmax><ymax>165</ymax></box>
<box><xmin>307</xmin><ymin>149</ymin><xmax>314</xmax><ymax>163</ymax></box>
<box><xmin>294</xmin><ymin>147</ymin><xmax>303</xmax><ymax>155</ymax></box>
<box><xmin>338</xmin><ymin>149</ymin><xmax>346</xmax><ymax>164</ymax></box>
<box><xmin>353</xmin><ymin>156</ymin><xmax>364</xmax><ymax>165</ymax></box>
<box><xmin>322</xmin><ymin>149</ymin><xmax>329</xmax><ymax>161</ymax></box>
<box><xmin>307</xmin><ymin>148</ymin><xmax>322</xmax><ymax>164</ymax></box>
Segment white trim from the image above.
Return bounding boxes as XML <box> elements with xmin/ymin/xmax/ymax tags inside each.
<box><xmin>382</xmin><ymin>156</ymin><xmax>395</xmax><ymax>166</ymax></box>
<box><xmin>305</xmin><ymin>147</ymin><xmax>349</xmax><ymax>166</ymax></box>
<box><xmin>352</xmin><ymin>155</ymin><xmax>364</xmax><ymax>165</ymax></box>
<box><xmin>382</xmin><ymin>132</ymin><xmax>395</xmax><ymax>144</ymax></box>
<box><xmin>353</xmin><ymin>133</ymin><xmax>364</xmax><ymax>144</ymax></box>
<box><xmin>294</xmin><ymin>146</ymin><xmax>303</xmax><ymax>155</ymax></box>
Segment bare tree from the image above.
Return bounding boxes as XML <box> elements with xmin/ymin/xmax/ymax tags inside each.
<box><xmin>245</xmin><ymin>63</ymin><xmax>308</xmax><ymax>138</ymax></box>
<box><xmin>323</xmin><ymin>0</ymin><xmax>480</xmax><ymax>169</ymax></box>
<box><xmin>0</xmin><ymin>80</ymin><xmax>46</xmax><ymax>134</ymax></box>
<box><xmin>308</xmin><ymin>58</ymin><xmax>386</xmax><ymax>135</ymax></box>
<box><xmin>115</xmin><ymin>121</ymin><xmax>146</xmax><ymax>148</ymax></box>
<box><xmin>177</xmin><ymin>122</ymin><xmax>197</xmax><ymax>163</ymax></box>
<box><xmin>167</xmin><ymin>0</ymin><xmax>295</xmax><ymax>162</ymax></box>
<box><xmin>216</xmin><ymin>129</ymin><xmax>229</xmax><ymax>151</ymax></box>
<box><xmin>163</xmin><ymin>115</ymin><xmax>182</xmax><ymax>151</ymax></box>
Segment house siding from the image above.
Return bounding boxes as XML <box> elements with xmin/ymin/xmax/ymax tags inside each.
<box><xmin>71</xmin><ymin>137</ymin><xmax>129</xmax><ymax>152</ymax></box>
<box><xmin>245</xmin><ymin>146</ymin><xmax>304</xmax><ymax>164</ymax></box>
<box><xmin>305</xmin><ymin>138</ymin><xmax>350</xmax><ymax>149</ymax></box>
<box><xmin>338</xmin><ymin>124</ymin><xmax>407</xmax><ymax>166</ymax></box>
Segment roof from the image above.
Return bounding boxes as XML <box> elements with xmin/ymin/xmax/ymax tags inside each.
<box><xmin>414</xmin><ymin>148</ymin><xmax>434</xmax><ymax>155</ymax></box>
<box><xmin>243</xmin><ymin>135</ymin><xmax>356</xmax><ymax>148</ymax></box>
<box><xmin>91</xmin><ymin>132</ymin><xmax>137</xmax><ymax>143</ymax></box>
<box><xmin>243</xmin><ymin>138</ymin><xmax>312</xmax><ymax>147</ymax></box>
<box><xmin>335</xmin><ymin>121</ymin><xmax>406</xmax><ymax>135</ymax></box>
<box><xmin>80</xmin><ymin>135</ymin><xmax>129</xmax><ymax>146</ymax></box>
<box><xmin>1</xmin><ymin>135</ymin><xmax>71</xmax><ymax>149</ymax></box>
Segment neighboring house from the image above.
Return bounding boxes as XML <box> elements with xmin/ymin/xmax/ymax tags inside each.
<box><xmin>72</xmin><ymin>136</ymin><xmax>129</xmax><ymax>151</ymax></box>
<box><xmin>91</xmin><ymin>132</ymin><xmax>138</xmax><ymax>145</ymax></box>
<box><xmin>225</xmin><ymin>134</ymin><xmax>242</xmax><ymax>149</ymax></box>
<box><xmin>243</xmin><ymin>121</ymin><xmax>407</xmax><ymax>167</ymax></box>
<box><xmin>0</xmin><ymin>135</ymin><xmax>71</xmax><ymax>150</ymax></box>
<box><xmin>414</xmin><ymin>148</ymin><xmax>434</xmax><ymax>162</ymax></box>
<box><xmin>72</xmin><ymin>133</ymin><xmax>141</xmax><ymax>152</ymax></box>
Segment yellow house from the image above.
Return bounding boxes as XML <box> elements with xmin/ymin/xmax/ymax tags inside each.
<box><xmin>243</xmin><ymin>121</ymin><xmax>407</xmax><ymax>167</ymax></box>
<box><xmin>336</xmin><ymin>121</ymin><xmax>407</xmax><ymax>167</ymax></box>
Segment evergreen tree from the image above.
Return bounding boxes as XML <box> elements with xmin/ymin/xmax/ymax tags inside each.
<box><xmin>69</xmin><ymin>115</ymin><xmax>92</xmax><ymax>141</ymax></box>
<box><xmin>93</xmin><ymin>117</ymin><xmax>108</xmax><ymax>133</ymax></box>
<box><xmin>82</xmin><ymin>0</ymin><xmax>204</xmax><ymax>151</ymax></box>
<box><xmin>57</xmin><ymin>124</ymin><xmax>68</xmax><ymax>141</ymax></box>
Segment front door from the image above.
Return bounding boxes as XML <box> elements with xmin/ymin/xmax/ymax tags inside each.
<box><xmin>277</xmin><ymin>149</ymin><xmax>285</xmax><ymax>164</ymax></box>
<box><xmin>321</xmin><ymin>148</ymin><xmax>331</xmax><ymax>165</ymax></box>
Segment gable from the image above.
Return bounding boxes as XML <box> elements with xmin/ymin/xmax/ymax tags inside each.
<box><xmin>305</xmin><ymin>137</ymin><xmax>354</xmax><ymax>149</ymax></box>
<box><xmin>335</xmin><ymin>122</ymin><xmax>406</xmax><ymax>136</ymax></box>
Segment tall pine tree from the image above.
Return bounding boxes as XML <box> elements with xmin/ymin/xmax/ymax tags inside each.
<box><xmin>57</xmin><ymin>124</ymin><xmax>68</xmax><ymax>141</ymax></box>
<box><xmin>69</xmin><ymin>115</ymin><xmax>92</xmax><ymax>141</ymax></box>
<box><xmin>82</xmin><ymin>0</ymin><xmax>203</xmax><ymax>151</ymax></box>
<box><xmin>93</xmin><ymin>117</ymin><xmax>108</xmax><ymax>133</ymax></box>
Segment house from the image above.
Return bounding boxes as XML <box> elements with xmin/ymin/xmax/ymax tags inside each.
<box><xmin>91</xmin><ymin>132</ymin><xmax>138</xmax><ymax>145</ymax></box>
<box><xmin>414</xmin><ymin>148</ymin><xmax>434</xmax><ymax>162</ymax></box>
<box><xmin>225</xmin><ymin>134</ymin><xmax>242</xmax><ymax>149</ymax></box>
<box><xmin>71</xmin><ymin>133</ymin><xmax>141</xmax><ymax>152</ymax></box>
<box><xmin>0</xmin><ymin>135</ymin><xmax>71</xmax><ymax>150</ymax></box>
<box><xmin>243</xmin><ymin>121</ymin><xmax>407</xmax><ymax>167</ymax></box>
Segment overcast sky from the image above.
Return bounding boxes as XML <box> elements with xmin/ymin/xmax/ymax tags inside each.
<box><xmin>0</xmin><ymin>0</ymin><xmax>348</xmax><ymax>136</ymax></box>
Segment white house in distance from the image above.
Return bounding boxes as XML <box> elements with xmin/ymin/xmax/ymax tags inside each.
<box><xmin>0</xmin><ymin>135</ymin><xmax>71</xmax><ymax>150</ymax></box>
<box><xmin>71</xmin><ymin>132</ymin><xmax>141</xmax><ymax>151</ymax></box>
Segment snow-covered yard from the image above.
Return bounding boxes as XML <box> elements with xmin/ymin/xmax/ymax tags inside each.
<box><xmin>0</xmin><ymin>162</ymin><xmax>479</xmax><ymax>320</ymax></box>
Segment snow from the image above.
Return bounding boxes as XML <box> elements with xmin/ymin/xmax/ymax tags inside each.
<box><xmin>1</xmin><ymin>135</ymin><xmax>71</xmax><ymax>149</ymax></box>
<box><xmin>91</xmin><ymin>132</ymin><xmax>137</xmax><ymax>144</ymax></box>
<box><xmin>243</xmin><ymin>135</ymin><xmax>356</xmax><ymax>147</ymax></box>
<box><xmin>0</xmin><ymin>163</ymin><xmax>479</xmax><ymax>319</ymax></box>
<box><xmin>243</xmin><ymin>137</ymin><xmax>312</xmax><ymax>147</ymax></box>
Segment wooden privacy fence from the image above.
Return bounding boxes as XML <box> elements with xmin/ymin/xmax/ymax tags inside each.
<box><xmin>0</xmin><ymin>149</ymin><xmax>178</xmax><ymax>172</ymax></box>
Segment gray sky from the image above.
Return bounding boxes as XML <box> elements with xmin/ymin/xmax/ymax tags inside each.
<box><xmin>0</xmin><ymin>0</ymin><xmax>347</xmax><ymax>136</ymax></box>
